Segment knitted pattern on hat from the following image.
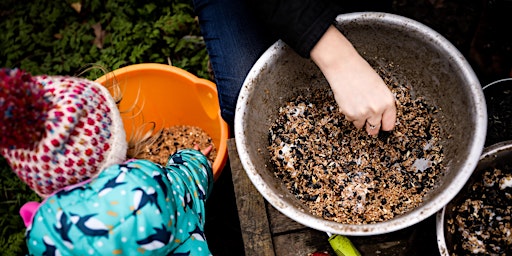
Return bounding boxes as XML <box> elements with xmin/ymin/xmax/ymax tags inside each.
<box><xmin>0</xmin><ymin>68</ymin><xmax>127</xmax><ymax>198</ymax></box>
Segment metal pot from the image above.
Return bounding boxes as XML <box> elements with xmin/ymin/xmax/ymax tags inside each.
<box><xmin>436</xmin><ymin>140</ymin><xmax>512</xmax><ymax>255</ymax></box>
<box><xmin>235</xmin><ymin>12</ymin><xmax>487</xmax><ymax>235</ymax></box>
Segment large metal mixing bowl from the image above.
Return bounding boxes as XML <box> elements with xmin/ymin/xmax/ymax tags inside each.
<box><xmin>235</xmin><ymin>12</ymin><xmax>487</xmax><ymax>235</ymax></box>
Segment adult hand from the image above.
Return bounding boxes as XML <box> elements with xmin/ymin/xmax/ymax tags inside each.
<box><xmin>311</xmin><ymin>25</ymin><xmax>397</xmax><ymax>136</ymax></box>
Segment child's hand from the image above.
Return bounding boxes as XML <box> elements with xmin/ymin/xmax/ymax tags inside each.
<box><xmin>194</xmin><ymin>144</ymin><xmax>213</xmax><ymax>156</ymax></box>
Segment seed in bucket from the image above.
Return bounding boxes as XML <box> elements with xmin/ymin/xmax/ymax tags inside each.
<box><xmin>446</xmin><ymin>167</ymin><xmax>512</xmax><ymax>255</ymax></box>
<box><xmin>268</xmin><ymin>59</ymin><xmax>447</xmax><ymax>224</ymax></box>
<box><xmin>135</xmin><ymin>125</ymin><xmax>217</xmax><ymax>165</ymax></box>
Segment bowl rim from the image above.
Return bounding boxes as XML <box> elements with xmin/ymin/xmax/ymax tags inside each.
<box><xmin>235</xmin><ymin>12</ymin><xmax>487</xmax><ymax>235</ymax></box>
<box><xmin>95</xmin><ymin>63</ymin><xmax>229</xmax><ymax>181</ymax></box>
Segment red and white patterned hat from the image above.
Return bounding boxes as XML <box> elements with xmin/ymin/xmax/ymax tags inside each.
<box><xmin>0</xmin><ymin>68</ymin><xmax>127</xmax><ymax>198</ymax></box>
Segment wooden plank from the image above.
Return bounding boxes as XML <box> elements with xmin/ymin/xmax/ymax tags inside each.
<box><xmin>228</xmin><ymin>139</ymin><xmax>275</xmax><ymax>256</ymax></box>
<box><xmin>272</xmin><ymin>229</ymin><xmax>334</xmax><ymax>256</ymax></box>
<box><xmin>229</xmin><ymin>138</ymin><xmax>334</xmax><ymax>255</ymax></box>
<box><xmin>266</xmin><ymin>203</ymin><xmax>307</xmax><ymax>234</ymax></box>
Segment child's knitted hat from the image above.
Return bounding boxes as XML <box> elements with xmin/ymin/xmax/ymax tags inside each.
<box><xmin>0</xmin><ymin>68</ymin><xmax>127</xmax><ymax>198</ymax></box>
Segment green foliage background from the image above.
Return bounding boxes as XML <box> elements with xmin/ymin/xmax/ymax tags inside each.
<box><xmin>0</xmin><ymin>0</ymin><xmax>210</xmax><ymax>254</ymax></box>
<box><xmin>0</xmin><ymin>0</ymin><xmax>209</xmax><ymax>79</ymax></box>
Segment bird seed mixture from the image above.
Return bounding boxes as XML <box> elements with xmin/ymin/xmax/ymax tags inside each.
<box><xmin>446</xmin><ymin>167</ymin><xmax>512</xmax><ymax>255</ymax></box>
<box><xmin>135</xmin><ymin>125</ymin><xmax>217</xmax><ymax>165</ymax></box>
<box><xmin>268</xmin><ymin>60</ymin><xmax>446</xmax><ymax>224</ymax></box>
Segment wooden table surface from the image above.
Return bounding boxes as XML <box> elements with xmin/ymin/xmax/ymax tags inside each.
<box><xmin>227</xmin><ymin>139</ymin><xmax>441</xmax><ymax>256</ymax></box>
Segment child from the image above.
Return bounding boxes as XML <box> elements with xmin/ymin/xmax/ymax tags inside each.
<box><xmin>0</xmin><ymin>68</ymin><xmax>214</xmax><ymax>255</ymax></box>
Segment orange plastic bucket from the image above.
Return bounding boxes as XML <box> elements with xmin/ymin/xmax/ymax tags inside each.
<box><xmin>95</xmin><ymin>63</ymin><xmax>228</xmax><ymax>181</ymax></box>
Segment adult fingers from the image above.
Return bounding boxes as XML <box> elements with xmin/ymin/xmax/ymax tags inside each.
<box><xmin>351</xmin><ymin>118</ymin><xmax>366</xmax><ymax>130</ymax></box>
<box><xmin>345</xmin><ymin>111</ymin><xmax>376</xmax><ymax>131</ymax></box>
<box><xmin>365</xmin><ymin>102</ymin><xmax>396</xmax><ymax>135</ymax></box>
<box><xmin>381</xmin><ymin>103</ymin><xmax>397</xmax><ymax>131</ymax></box>
<box><xmin>366</xmin><ymin>118</ymin><xmax>381</xmax><ymax>136</ymax></box>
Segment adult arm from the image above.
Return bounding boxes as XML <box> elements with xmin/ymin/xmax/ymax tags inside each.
<box><xmin>247</xmin><ymin>1</ymin><xmax>396</xmax><ymax>134</ymax></box>
<box><xmin>246</xmin><ymin>0</ymin><xmax>342</xmax><ymax>57</ymax></box>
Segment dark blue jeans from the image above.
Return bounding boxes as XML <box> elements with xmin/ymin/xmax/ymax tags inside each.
<box><xmin>192</xmin><ymin>0</ymin><xmax>277</xmax><ymax>129</ymax></box>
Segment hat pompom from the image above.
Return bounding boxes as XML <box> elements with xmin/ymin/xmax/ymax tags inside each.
<box><xmin>0</xmin><ymin>68</ymin><xmax>50</xmax><ymax>149</ymax></box>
